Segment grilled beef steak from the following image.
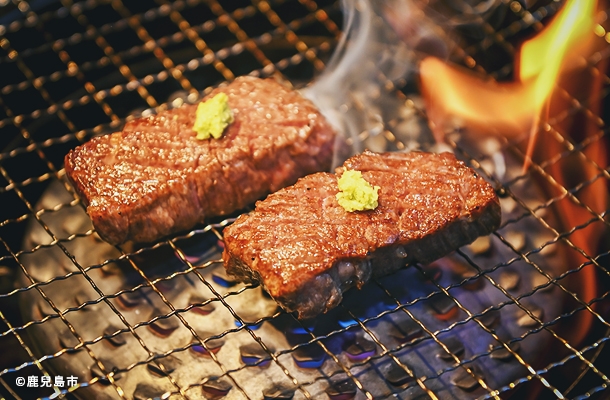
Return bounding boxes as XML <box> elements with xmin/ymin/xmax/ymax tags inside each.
<box><xmin>64</xmin><ymin>77</ymin><xmax>336</xmax><ymax>245</ymax></box>
<box><xmin>222</xmin><ymin>151</ymin><xmax>501</xmax><ymax>319</ymax></box>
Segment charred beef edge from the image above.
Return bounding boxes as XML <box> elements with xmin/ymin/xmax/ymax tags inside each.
<box><xmin>224</xmin><ymin>199</ymin><xmax>500</xmax><ymax>319</ymax></box>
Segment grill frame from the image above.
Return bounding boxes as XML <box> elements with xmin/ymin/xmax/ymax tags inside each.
<box><xmin>0</xmin><ymin>0</ymin><xmax>609</xmax><ymax>399</ymax></box>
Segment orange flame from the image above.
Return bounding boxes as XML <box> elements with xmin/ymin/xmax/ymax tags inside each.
<box><xmin>420</xmin><ymin>0</ymin><xmax>597</xmax><ymax>151</ymax></box>
<box><xmin>420</xmin><ymin>0</ymin><xmax>608</xmax><ymax>347</ymax></box>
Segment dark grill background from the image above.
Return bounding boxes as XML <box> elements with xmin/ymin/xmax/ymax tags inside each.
<box><xmin>0</xmin><ymin>0</ymin><xmax>609</xmax><ymax>399</ymax></box>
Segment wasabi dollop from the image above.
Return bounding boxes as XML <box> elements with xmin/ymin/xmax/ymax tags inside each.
<box><xmin>336</xmin><ymin>170</ymin><xmax>380</xmax><ymax>212</ymax></box>
<box><xmin>193</xmin><ymin>93</ymin><xmax>234</xmax><ymax>140</ymax></box>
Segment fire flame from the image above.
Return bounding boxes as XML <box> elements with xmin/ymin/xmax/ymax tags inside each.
<box><xmin>519</xmin><ymin>0</ymin><xmax>596</xmax><ymax>96</ymax></box>
<box><xmin>420</xmin><ymin>0</ymin><xmax>597</xmax><ymax>152</ymax></box>
<box><xmin>421</xmin><ymin>0</ymin><xmax>608</xmax><ymax>347</ymax></box>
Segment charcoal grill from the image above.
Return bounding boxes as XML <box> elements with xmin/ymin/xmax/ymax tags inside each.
<box><xmin>0</xmin><ymin>0</ymin><xmax>609</xmax><ymax>399</ymax></box>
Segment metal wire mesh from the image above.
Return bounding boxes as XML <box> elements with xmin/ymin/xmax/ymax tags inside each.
<box><xmin>0</xmin><ymin>0</ymin><xmax>608</xmax><ymax>399</ymax></box>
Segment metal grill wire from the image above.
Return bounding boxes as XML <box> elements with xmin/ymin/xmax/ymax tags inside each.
<box><xmin>0</xmin><ymin>0</ymin><xmax>607</xmax><ymax>399</ymax></box>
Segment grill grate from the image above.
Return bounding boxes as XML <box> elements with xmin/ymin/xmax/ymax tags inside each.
<box><xmin>0</xmin><ymin>0</ymin><xmax>609</xmax><ymax>399</ymax></box>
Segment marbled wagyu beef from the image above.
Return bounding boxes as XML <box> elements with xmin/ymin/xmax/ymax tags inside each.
<box><xmin>64</xmin><ymin>77</ymin><xmax>336</xmax><ymax>245</ymax></box>
<box><xmin>223</xmin><ymin>151</ymin><xmax>501</xmax><ymax>319</ymax></box>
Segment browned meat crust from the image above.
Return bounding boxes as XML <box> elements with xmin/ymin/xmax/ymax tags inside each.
<box><xmin>64</xmin><ymin>77</ymin><xmax>336</xmax><ymax>245</ymax></box>
<box><xmin>222</xmin><ymin>151</ymin><xmax>501</xmax><ymax>319</ymax></box>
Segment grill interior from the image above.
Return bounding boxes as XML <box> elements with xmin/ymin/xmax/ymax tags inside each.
<box><xmin>0</xmin><ymin>0</ymin><xmax>609</xmax><ymax>399</ymax></box>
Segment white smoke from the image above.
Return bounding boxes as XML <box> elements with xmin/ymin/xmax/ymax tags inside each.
<box><xmin>301</xmin><ymin>0</ymin><xmax>441</xmax><ymax>164</ymax></box>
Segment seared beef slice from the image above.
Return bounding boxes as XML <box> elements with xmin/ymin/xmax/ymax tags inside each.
<box><xmin>223</xmin><ymin>151</ymin><xmax>501</xmax><ymax>319</ymax></box>
<box><xmin>64</xmin><ymin>77</ymin><xmax>336</xmax><ymax>245</ymax></box>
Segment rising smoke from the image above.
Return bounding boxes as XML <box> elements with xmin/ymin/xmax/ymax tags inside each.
<box><xmin>301</xmin><ymin>0</ymin><xmax>513</xmax><ymax>166</ymax></box>
<box><xmin>301</xmin><ymin>0</ymin><xmax>430</xmax><ymax>165</ymax></box>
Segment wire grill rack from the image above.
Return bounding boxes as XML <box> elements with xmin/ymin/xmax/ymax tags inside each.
<box><xmin>0</xmin><ymin>0</ymin><xmax>609</xmax><ymax>399</ymax></box>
